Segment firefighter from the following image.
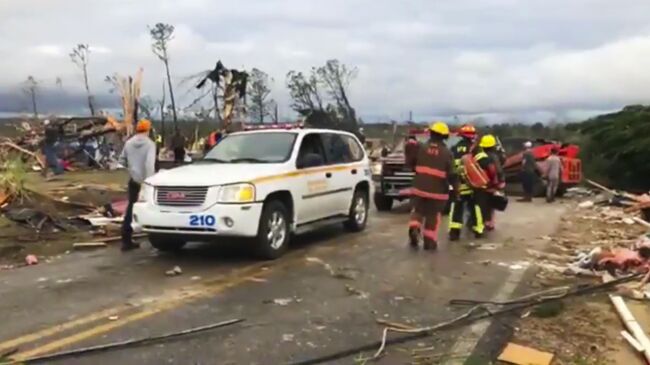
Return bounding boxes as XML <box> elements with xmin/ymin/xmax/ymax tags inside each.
<box><xmin>406</xmin><ymin>121</ymin><xmax>457</xmax><ymax>251</ymax></box>
<box><xmin>448</xmin><ymin>124</ymin><xmax>484</xmax><ymax>240</ymax></box>
<box><xmin>474</xmin><ymin>135</ymin><xmax>504</xmax><ymax>232</ymax></box>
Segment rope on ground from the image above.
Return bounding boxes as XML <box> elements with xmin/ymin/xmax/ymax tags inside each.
<box><xmin>10</xmin><ymin>318</ymin><xmax>244</xmax><ymax>364</ymax></box>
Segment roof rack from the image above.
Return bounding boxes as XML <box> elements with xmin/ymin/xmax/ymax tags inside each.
<box><xmin>243</xmin><ymin>123</ymin><xmax>304</xmax><ymax>131</ymax></box>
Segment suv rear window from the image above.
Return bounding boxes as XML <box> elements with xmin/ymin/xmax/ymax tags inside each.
<box><xmin>322</xmin><ymin>133</ymin><xmax>364</xmax><ymax>164</ymax></box>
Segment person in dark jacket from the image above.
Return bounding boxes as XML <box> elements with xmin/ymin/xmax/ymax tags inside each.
<box><xmin>170</xmin><ymin>128</ymin><xmax>186</xmax><ymax>164</ymax></box>
<box><xmin>405</xmin><ymin>121</ymin><xmax>457</xmax><ymax>251</ymax></box>
<box><xmin>519</xmin><ymin>141</ymin><xmax>538</xmax><ymax>202</ymax></box>
<box><xmin>41</xmin><ymin>120</ymin><xmax>63</xmax><ymax>176</ymax></box>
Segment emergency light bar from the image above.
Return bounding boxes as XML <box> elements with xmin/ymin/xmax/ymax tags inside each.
<box><xmin>244</xmin><ymin>123</ymin><xmax>304</xmax><ymax>131</ymax></box>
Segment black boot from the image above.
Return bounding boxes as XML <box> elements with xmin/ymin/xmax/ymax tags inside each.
<box><xmin>449</xmin><ymin>229</ymin><xmax>461</xmax><ymax>242</ymax></box>
<box><xmin>423</xmin><ymin>241</ymin><xmax>438</xmax><ymax>251</ymax></box>
<box><xmin>408</xmin><ymin>228</ymin><xmax>420</xmax><ymax>249</ymax></box>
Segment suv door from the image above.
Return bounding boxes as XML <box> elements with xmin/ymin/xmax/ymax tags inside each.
<box><xmin>295</xmin><ymin>133</ymin><xmax>335</xmax><ymax>223</ymax></box>
<box><xmin>321</xmin><ymin>132</ymin><xmax>365</xmax><ymax>214</ymax></box>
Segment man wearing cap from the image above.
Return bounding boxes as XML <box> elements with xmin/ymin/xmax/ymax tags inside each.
<box><xmin>519</xmin><ymin>141</ymin><xmax>538</xmax><ymax>202</ymax></box>
<box><xmin>119</xmin><ymin>119</ymin><xmax>156</xmax><ymax>251</ymax></box>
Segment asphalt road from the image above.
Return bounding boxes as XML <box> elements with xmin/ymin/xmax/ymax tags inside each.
<box><xmin>0</xmin><ymin>201</ymin><xmax>565</xmax><ymax>364</ymax></box>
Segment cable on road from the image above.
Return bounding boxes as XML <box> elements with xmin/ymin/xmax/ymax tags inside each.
<box><xmin>10</xmin><ymin>318</ymin><xmax>244</xmax><ymax>364</ymax></box>
<box><xmin>286</xmin><ymin>272</ymin><xmax>643</xmax><ymax>365</ymax></box>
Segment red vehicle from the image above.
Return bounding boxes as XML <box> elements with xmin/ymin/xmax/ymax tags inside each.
<box><xmin>500</xmin><ymin>137</ymin><xmax>582</xmax><ymax>196</ymax></box>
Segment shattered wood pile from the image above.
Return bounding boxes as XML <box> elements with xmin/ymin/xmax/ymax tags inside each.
<box><xmin>515</xmin><ymin>181</ymin><xmax>650</xmax><ymax>364</ymax></box>
<box><xmin>0</xmin><ymin>172</ymin><xmax>132</xmax><ymax>267</ymax></box>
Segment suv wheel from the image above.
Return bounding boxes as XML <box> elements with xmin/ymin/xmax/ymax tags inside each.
<box><xmin>149</xmin><ymin>235</ymin><xmax>186</xmax><ymax>252</ymax></box>
<box><xmin>374</xmin><ymin>192</ymin><xmax>393</xmax><ymax>211</ymax></box>
<box><xmin>255</xmin><ymin>200</ymin><xmax>290</xmax><ymax>260</ymax></box>
<box><xmin>345</xmin><ymin>189</ymin><xmax>369</xmax><ymax>232</ymax></box>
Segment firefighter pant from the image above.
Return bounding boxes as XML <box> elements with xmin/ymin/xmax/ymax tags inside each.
<box><xmin>448</xmin><ymin>193</ymin><xmax>484</xmax><ymax>235</ymax></box>
<box><xmin>409</xmin><ymin>197</ymin><xmax>445</xmax><ymax>245</ymax></box>
<box><xmin>474</xmin><ymin>190</ymin><xmax>494</xmax><ymax>230</ymax></box>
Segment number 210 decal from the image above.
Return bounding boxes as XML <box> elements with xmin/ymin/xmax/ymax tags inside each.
<box><xmin>189</xmin><ymin>215</ymin><xmax>216</xmax><ymax>227</ymax></box>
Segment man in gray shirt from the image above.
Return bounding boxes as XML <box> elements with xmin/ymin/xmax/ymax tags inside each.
<box><xmin>119</xmin><ymin>119</ymin><xmax>156</xmax><ymax>251</ymax></box>
<box><xmin>545</xmin><ymin>148</ymin><xmax>563</xmax><ymax>202</ymax></box>
<box><xmin>518</xmin><ymin>141</ymin><xmax>538</xmax><ymax>202</ymax></box>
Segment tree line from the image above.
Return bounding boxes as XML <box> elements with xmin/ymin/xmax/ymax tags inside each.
<box><xmin>21</xmin><ymin>22</ymin><xmax>360</xmax><ymax>134</ymax></box>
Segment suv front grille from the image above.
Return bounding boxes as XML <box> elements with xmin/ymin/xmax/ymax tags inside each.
<box><xmin>156</xmin><ymin>186</ymin><xmax>208</xmax><ymax>207</ymax></box>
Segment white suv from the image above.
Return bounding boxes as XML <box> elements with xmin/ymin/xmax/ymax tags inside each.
<box><xmin>133</xmin><ymin>127</ymin><xmax>371</xmax><ymax>259</ymax></box>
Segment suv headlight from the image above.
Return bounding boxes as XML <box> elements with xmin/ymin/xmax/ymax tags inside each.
<box><xmin>138</xmin><ymin>183</ymin><xmax>153</xmax><ymax>202</ymax></box>
<box><xmin>218</xmin><ymin>183</ymin><xmax>256</xmax><ymax>203</ymax></box>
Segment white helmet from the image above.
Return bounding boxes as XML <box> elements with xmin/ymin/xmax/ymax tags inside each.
<box><xmin>43</xmin><ymin>119</ymin><xmax>50</xmax><ymax>126</ymax></box>
<box><xmin>523</xmin><ymin>141</ymin><xmax>532</xmax><ymax>148</ymax></box>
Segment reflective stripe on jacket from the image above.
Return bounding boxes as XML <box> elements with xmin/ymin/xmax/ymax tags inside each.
<box><xmin>407</xmin><ymin>140</ymin><xmax>455</xmax><ymax>201</ymax></box>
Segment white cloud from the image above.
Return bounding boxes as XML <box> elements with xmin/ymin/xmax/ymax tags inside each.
<box><xmin>2</xmin><ymin>0</ymin><xmax>650</xmax><ymax>121</ymax></box>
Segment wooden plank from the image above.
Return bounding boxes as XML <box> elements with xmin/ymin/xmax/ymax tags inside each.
<box><xmin>634</xmin><ymin>217</ymin><xmax>650</xmax><ymax>229</ymax></box>
<box><xmin>622</xmin><ymin>330</ymin><xmax>644</xmax><ymax>353</ymax></box>
<box><xmin>497</xmin><ymin>343</ymin><xmax>553</xmax><ymax>365</ymax></box>
<box><xmin>603</xmin><ymin>273</ymin><xmax>650</xmax><ymax>364</ymax></box>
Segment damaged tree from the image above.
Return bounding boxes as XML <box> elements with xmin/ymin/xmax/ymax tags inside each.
<box><xmin>193</xmin><ymin>61</ymin><xmax>248</xmax><ymax>130</ymax></box>
<box><xmin>247</xmin><ymin>68</ymin><xmax>274</xmax><ymax>124</ymax></box>
<box><xmin>23</xmin><ymin>76</ymin><xmax>39</xmax><ymax>119</ymax></box>
<box><xmin>317</xmin><ymin>59</ymin><xmax>358</xmax><ymax>126</ymax></box>
<box><xmin>286</xmin><ymin>59</ymin><xmax>359</xmax><ymax>132</ymax></box>
<box><xmin>69</xmin><ymin>44</ymin><xmax>96</xmax><ymax>116</ymax></box>
<box><xmin>150</xmin><ymin>23</ymin><xmax>178</xmax><ymax>127</ymax></box>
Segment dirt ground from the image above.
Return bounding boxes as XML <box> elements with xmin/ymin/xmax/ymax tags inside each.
<box><xmin>511</xmin><ymin>202</ymin><xmax>649</xmax><ymax>365</ymax></box>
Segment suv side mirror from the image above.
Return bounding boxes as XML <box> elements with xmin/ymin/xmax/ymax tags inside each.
<box><xmin>297</xmin><ymin>153</ymin><xmax>324</xmax><ymax>169</ymax></box>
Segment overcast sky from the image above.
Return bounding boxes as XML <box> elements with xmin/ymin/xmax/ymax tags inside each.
<box><xmin>1</xmin><ymin>0</ymin><xmax>650</xmax><ymax>122</ymax></box>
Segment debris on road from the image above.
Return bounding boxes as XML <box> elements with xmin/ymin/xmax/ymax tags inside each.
<box><xmin>267</xmin><ymin>297</ymin><xmax>303</xmax><ymax>306</ymax></box>
<box><xmin>497</xmin><ymin>342</ymin><xmax>554</xmax><ymax>365</ymax></box>
<box><xmin>282</xmin><ymin>334</ymin><xmax>295</xmax><ymax>342</ymax></box>
<box><xmin>165</xmin><ymin>266</ymin><xmax>183</xmax><ymax>276</ymax></box>
<box><xmin>306</xmin><ymin>256</ymin><xmax>360</xmax><ymax>280</ymax></box>
<box><xmin>73</xmin><ymin>242</ymin><xmax>107</xmax><ymax>250</ymax></box>
<box><xmin>345</xmin><ymin>284</ymin><xmax>369</xmax><ymax>299</ymax></box>
<box><xmin>25</xmin><ymin>254</ymin><xmax>38</xmax><ymax>265</ymax></box>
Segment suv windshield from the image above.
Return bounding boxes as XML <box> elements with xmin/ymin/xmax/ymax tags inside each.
<box><xmin>203</xmin><ymin>132</ymin><xmax>297</xmax><ymax>163</ymax></box>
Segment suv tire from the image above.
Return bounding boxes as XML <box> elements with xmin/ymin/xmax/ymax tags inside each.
<box><xmin>374</xmin><ymin>192</ymin><xmax>393</xmax><ymax>211</ymax></box>
<box><xmin>149</xmin><ymin>235</ymin><xmax>187</xmax><ymax>252</ymax></box>
<box><xmin>255</xmin><ymin>200</ymin><xmax>290</xmax><ymax>260</ymax></box>
<box><xmin>345</xmin><ymin>189</ymin><xmax>369</xmax><ymax>232</ymax></box>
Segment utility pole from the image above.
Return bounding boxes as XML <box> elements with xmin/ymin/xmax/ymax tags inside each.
<box><xmin>408</xmin><ymin>110</ymin><xmax>413</xmax><ymax>123</ymax></box>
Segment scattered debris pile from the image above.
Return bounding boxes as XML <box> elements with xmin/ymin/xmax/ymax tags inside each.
<box><xmin>0</xmin><ymin>116</ymin><xmax>129</xmax><ymax>174</ymax></box>
<box><xmin>511</xmin><ymin>181</ymin><xmax>650</xmax><ymax>364</ymax></box>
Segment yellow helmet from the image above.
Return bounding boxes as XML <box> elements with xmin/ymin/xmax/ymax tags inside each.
<box><xmin>479</xmin><ymin>134</ymin><xmax>497</xmax><ymax>148</ymax></box>
<box><xmin>429</xmin><ymin>121</ymin><xmax>450</xmax><ymax>136</ymax></box>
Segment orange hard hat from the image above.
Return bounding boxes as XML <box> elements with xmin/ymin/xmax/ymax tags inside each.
<box><xmin>458</xmin><ymin>124</ymin><xmax>477</xmax><ymax>138</ymax></box>
<box><xmin>136</xmin><ymin>119</ymin><xmax>152</xmax><ymax>133</ymax></box>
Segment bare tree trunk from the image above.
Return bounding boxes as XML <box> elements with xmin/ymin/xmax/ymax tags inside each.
<box><xmin>83</xmin><ymin>63</ymin><xmax>95</xmax><ymax>116</ymax></box>
<box><xmin>160</xmin><ymin>79</ymin><xmax>166</xmax><ymax>144</ymax></box>
<box><xmin>274</xmin><ymin>103</ymin><xmax>278</xmax><ymax>124</ymax></box>
<box><xmin>30</xmin><ymin>90</ymin><xmax>38</xmax><ymax>119</ymax></box>
<box><xmin>258</xmin><ymin>99</ymin><xmax>265</xmax><ymax>124</ymax></box>
<box><xmin>163</xmin><ymin>57</ymin><xmax>178</xmax><ymax>127</ymax></box>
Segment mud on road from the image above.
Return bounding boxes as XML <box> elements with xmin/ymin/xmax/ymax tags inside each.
<box><xmin>0</xmin><ymin>201</ymin><xmax>564</xmax><ymax>364</ymax></box>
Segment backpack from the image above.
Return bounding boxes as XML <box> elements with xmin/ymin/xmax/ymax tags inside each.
<box><xmin>461</xmin><ymin>154</ymin><xmax>489</xmax><ymax>189</ymax></box>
